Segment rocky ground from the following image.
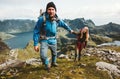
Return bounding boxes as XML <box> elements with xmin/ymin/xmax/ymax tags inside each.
<box><xmin>0</xmin><ymin>40</ymin><xmax>120</xmax><ymax>79</ymax></box>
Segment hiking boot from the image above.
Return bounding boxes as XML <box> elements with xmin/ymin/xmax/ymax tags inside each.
<box><xmin>78</xmin><ymin>57</ymin><xmax>81</xmax><ymax>61</ymax></box>
<box><xmin>45</xmin><ymin>64</ymin><xmax>50</xmax><ymax>72</ymax></box>
<box><xmin>74</xmin><ymin>58</ymin><xmax>77</xmax><ymax>62</ymax></box>
<box><xmin>51</xmin><ymin>63</ymin><xmax>58</xmax><ymax>67</ymax></box>
<box><xmin>46</xmin><ymin>67</ymin><xmax>50</xmax><ymax>72</ymax></box>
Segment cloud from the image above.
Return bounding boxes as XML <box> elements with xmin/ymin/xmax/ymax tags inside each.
<box><xmin>0</xmin><ymin>0</ymin><xmax>120</xmax><ymax>25</ymax></box>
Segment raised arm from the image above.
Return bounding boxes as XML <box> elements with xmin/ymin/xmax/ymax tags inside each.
<box><xmin>72</xmin><ymin>31</ymin><xmax>80</xmax><ymax>35</ymax></box>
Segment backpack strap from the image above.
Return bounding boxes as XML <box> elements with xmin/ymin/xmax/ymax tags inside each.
<box><xmin>40</xmin><ymin>13</ymin><xmax>46</xmax><ymax>40</ymax></box>
<box><xmin>43</xmin><ymin>14</ymin><xmax>46</xmax><ymax>26</ymax></box>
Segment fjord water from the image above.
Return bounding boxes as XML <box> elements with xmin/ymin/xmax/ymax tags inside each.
<box><xmin>4</xmin><ymin>31</ymin><xmax>33</xmax><ymax>49</ymax></box>
<box><xmin>4</xmin><ymin>31</ymin><xmax>120</xmax><ymax>49</ymax></box>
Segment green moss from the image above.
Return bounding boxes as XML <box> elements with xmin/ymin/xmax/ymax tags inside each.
<box><xmin>101</xmin><ymin>46</ymin><xmax>120</xmax><ymax>52</ymax></box>
<box><xmin>90</xmin><ymin>34</ymin><xmax>113</xmax><ymax>44</ymax></box>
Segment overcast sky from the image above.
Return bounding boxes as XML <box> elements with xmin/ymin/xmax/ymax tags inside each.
<box><xmin>0</xmin><ymin>0</ymin><xmax>120</xmax><ymax>25</ymax></box>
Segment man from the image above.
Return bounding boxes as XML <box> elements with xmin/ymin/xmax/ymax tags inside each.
<box><xmin>33</xmin><ymin>2</ymin><xmax>73</xmax><ymax>71</ymax></box>
<box><xmin>73</xmin><ymin>25</ymin><xmax>89</xmax><ymax>61</ymax></box>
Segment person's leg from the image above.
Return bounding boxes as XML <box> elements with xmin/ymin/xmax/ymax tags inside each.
<box><xmin>74</xmin><ymin>42</ymin><xmax>79</xmax><ymax>62</ymax></box>
<box><xmin>74</xmin><ymin>42</ymin><xmax>80</xmax><ymax>61</ymax></box>
<box><xmin>40</xmin><ymin>42</ymin><xmax>50</xmax><ymax>70</ymax></box>
<box><xmin>49</xmin><ymin>44</ymin><xmax>58</xmax><ymax>67</ymax></box>
<box><xmin>78</xmin><ymin>42</ymin><xmax>85</xmax><ymax>61</ymax></box>
<box><xmin>78</xmin><ymin>50</ymin><xmax>82</xmax><ymax>61</ymax></box>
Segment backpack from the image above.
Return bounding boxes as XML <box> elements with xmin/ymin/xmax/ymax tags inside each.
<box><xmin>39</xmin><ymin>12</ymin><xmax>60</xmax><ymax>40</ymax></box>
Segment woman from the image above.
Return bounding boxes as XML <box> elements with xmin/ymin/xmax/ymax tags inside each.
<box><xmin>73</xmin><ymin>26</ymin><xmax>89</xmax><ymax>61</ymax></box>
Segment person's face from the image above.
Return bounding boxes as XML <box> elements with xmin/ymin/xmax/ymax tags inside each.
<box><xmin>47</xmin><ymin>7</ymin><xmax>56</xmax><ymax>18</ymax></box>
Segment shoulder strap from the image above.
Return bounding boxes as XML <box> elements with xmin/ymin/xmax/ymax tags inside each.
<box><xmin>43</xmin><ymin>14</ymin><xmax>46</xmax><ymax>26</ymax></box>
<box><xmin>40</xmin><ymin>14</ymin><xmax>46</xmax><ymax>35</ymax></box>
<box><xmin>54</xmin><ymin>14</ymin><xmax>60</xmax><ymax>23</ymax></box>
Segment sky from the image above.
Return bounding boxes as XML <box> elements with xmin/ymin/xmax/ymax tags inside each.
<box><xmin>0</xmin><ymin>0</ymin><xmax>120</xmax><ymax>25</ymax></box>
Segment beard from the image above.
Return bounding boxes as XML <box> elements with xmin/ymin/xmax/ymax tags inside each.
<box><xmin>49</xmin><ymin>14</ymin><xmax>55</xmax><ymax>18</ymax></box>
<box><xmin>49</xmin><ymin>14</ymin><xmax>56</xmax><ymax>21</ymax></box>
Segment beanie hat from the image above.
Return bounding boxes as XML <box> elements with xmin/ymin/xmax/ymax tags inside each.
<box><xmin>46</xmin><ymin>2</ymin><xmax>57</xmax><ymax>12</ymax></box>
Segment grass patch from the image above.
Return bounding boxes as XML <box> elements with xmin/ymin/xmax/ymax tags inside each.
<box><xmin>8</xmin><ymin>55</ymin><xmax>119</xmax><ymax>79</ymax></box>
<box><xmin>102</xmin><ymin>46</ymin><xmax>120</xmax><ymax>52</ymax></box>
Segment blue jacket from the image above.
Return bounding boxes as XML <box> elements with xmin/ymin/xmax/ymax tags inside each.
<box><xmin>33</xmin><ymin>13</ymin><xmax>72</xmax><ymax>46</ymax></box>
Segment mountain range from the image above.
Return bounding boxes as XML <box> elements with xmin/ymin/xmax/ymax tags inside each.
<box><xmin>0</xmin><ymin>19</ymin><xmax>35</xmax><ymax>33</ymax></box>
<box><xmin>90</xmin><ymin>22</ymin><xmax>120</xmax><ymax>40</ymax></box>
<box><xmin>0</xmin><ymin>19</ymin><xmax>120</xmax><ymax>40</ymax></box>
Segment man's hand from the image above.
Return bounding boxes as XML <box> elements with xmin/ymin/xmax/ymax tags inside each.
<box><xmin>70</xmin><ymin>30</ymin><xmax>74</xmax><ymax>34</ymax></box>
<box><xmin>34</xmin><ymin>46</ymin><xmax>39</xmax><ymax>52</ymax></box>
